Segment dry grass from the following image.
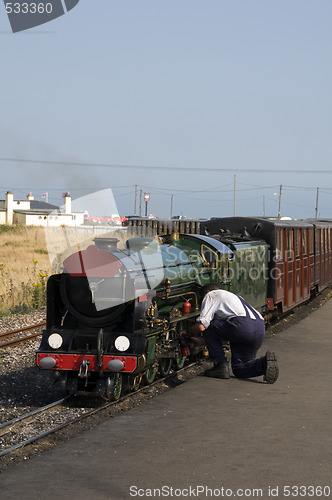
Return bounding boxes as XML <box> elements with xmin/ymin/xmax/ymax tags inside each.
<box><xmin>0</xmin><ymin>225</ymin><xmax>128</xmax><ymax>316</ymax></box>
<box><xmin>0</xmin><ymin>226</ymin><xmax>52</xmax><ymax>315</ymax></box>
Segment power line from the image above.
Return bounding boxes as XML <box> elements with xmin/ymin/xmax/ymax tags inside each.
<box><xmin>140</xmin><ymin>183</ymin><xmax>234</xmax><ymax>194</ymax></box>
<box><xmin>6</xmin><ymin>183</ymin><xmax>326</xmax><ymax>194</ymax></box>
<box><xmin>283</xmin><ymin>185</ymin><xmax>321</xmax><ymax>192</ymax></box>
<box><xmin>142</xmin><ymin>183</ymin><xmax>277</xmax><ymax>194</ymax></box>
<box><xmin>0</xmin><ymin>185</ymin><xmax>135</xmax><ymax>194</ymax></box>
<box><xmin>1</xmin><ymin>156</ymin><xmax>332</xmax><ymax>174</ymax></box>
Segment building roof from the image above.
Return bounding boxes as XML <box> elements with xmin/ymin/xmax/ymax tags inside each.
<box><xmin>14</xmin><ymin>209</ymin><xmax>71</xmax><ymax>216</ymax></box>
<box><xmin>30</xmin><ymin>200</ymin><xmax>59</xmax><ymax>210</ymax></box>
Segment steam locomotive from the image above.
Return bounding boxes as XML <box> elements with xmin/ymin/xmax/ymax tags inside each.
<box><xmin>37</xmin><ymin>217</ymin><xmax>332</xmax><ymax>400</ymax></box>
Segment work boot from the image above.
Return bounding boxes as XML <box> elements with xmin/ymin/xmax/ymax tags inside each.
<box><xmin>204</xmin><ymin>361</ymin><xmax>230</xmax><ymax>379</ymax></box>
<box><xmin>263</xmin><ymin>351</ymin><xmax>279</xmax><ymax>384</ymax></box>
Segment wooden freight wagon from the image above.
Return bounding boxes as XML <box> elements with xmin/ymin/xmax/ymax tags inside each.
<box><xmin>201</xmin><ymin>217</ymin><xmax>315</xmax><ymax>314</ymax></box>
<box><xmin>306</xmin><ymin>220</ymin><xmax>332</xmax><ymax>292</ymax></box>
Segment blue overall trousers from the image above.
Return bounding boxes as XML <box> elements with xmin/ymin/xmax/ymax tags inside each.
<box><xmin>203</xmin><ymin>297</ymin><xmax>266</xmax><ymax>379</ymax></box>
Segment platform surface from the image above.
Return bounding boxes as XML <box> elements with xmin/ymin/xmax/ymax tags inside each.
<box><xmin>2</xmin><ymin>302</ymin><xmax>332</xmax><ymax>500</ymax></box>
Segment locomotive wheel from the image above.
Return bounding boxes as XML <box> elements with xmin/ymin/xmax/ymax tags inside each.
<box><xmin>173</xmin><ymin>351</ymin><xmax>186</xmax><ymax>370</ymax></box>
<box><xmin>123</xmin><ymin>374</ymin><xmax>141</xmax><ymax>393</ymax></box>
<box><xmin>158</xmin><ymin>358</ymin><xmax>172</xmax><ymax>377</ymax></box>
<box><xmin>60</xmin><ymin>376</ymin><xmax>70</xmax><ymax>397</ymax></box>
<box><xmin>126</xmin><ymin>374</ymin><xmax>142</xmax><ymax>392</ymax></box>
<box><xmin>143</xmin><ymin>366</ymin><xmax>157</xmax><ymax>385</ymax></box>
<box><xmin>132</xmin><ymin>374</ymin><xmax>142</xmax><ymax>391</ymax></box>
<box><xmin>106</xmin><ymin>374</ymin><xmax>122</xmax><ymax>401</ymax></box>
<box><xmin>60</xmin><ymin>374</ymin><xmax>77</xmax><ymax>397</ymax></box>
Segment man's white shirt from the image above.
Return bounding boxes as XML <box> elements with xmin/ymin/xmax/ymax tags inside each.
<box><xmin>197</xmin><ymin>289</ymin><xmax>263</xmax><ymax>329</ymax></box>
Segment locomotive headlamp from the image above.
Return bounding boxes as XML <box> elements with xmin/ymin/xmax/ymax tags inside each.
<box><xmin>39</xmin><ymin>356</ymin><xmax>56</xmax><ymax>369</ymax></box>
<box><xmin>48</xmin><ymin>333</ymin><xmax>63</xmax><ymax>349</ymax></box>
<box><xmin>114</xmin><ymin>336</ymin><xmax>130</xmax><ymax>352</ymax></box>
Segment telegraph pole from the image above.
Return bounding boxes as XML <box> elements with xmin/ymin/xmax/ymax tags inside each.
<box><xmin>170</xmin><ymin>194</ymin><xmax>173</xmax><ymax>218</ymax></box>
<box><xmin>263</xmin><ymin>195</ymin><xmax>265</xmax><ymax>217</ymax></box>
<box><xmin>139</xmin><ymin>189</ymin><xmax>142</xmax><ymax>217</ymax></box>
<box><xmin>315</xmin><ymin>187</ymin><xmax>319</xmax><ymax>220</ymax></box>
<box><xmin>278</xmin><ymin>184</ymin><xmax>282</xmax><ymax>218</ymax></box>
<box><xmin>134</xmin><ymin>184</ymin><xmax>137</xmax><ymax>216</ymax></box>
<box><xmin>234</xmin><ymin>174</ymin><xmax>236</xmax><ymax>216</ymax></box>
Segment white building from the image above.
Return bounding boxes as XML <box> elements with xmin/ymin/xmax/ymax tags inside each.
<box><xmin>0</xmin><ymin>191</ymin><xmax>85</xmax><ymax>227</ymax></box>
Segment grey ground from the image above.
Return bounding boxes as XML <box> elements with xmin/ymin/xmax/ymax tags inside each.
<box><xmin>1</xmin><ymin>300</ymin><xmax>332</xmax><ymax>500</ymax></box>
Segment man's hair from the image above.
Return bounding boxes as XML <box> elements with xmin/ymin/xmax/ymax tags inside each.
<box><xmin>200</xmin><ymin>283</ymin><xmax>222</xmax><ymax>299</ymax></box>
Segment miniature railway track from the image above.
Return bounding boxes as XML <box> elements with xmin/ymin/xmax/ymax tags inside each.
<box><xmin>0</xmin><ymin>361</ymin><xmax>202</xmax><ymax>458</ymax></box>
<box><xmin>0</xmin><ymin>321</ymin><xmax>46</xmax><ymax>349</ymax></box>
<box><xmin>0</xmin><ymin>398</ymin><xmax>66</xmax><ymax>457</ymax></box>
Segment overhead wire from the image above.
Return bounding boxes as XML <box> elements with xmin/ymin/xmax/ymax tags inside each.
<box><xmin>1</xmin><ymin>156</ymin><xmax>332</xmax><ymax>174</ymax></box>
<box><xmin>2</xmin><ymin>172</ymin><xmax>332</xmax><ymax>217</ymax></box>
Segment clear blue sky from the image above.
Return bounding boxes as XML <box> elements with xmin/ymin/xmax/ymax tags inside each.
<box><xmin>0</xmin><ymin>0</ymin><xmax>331</xmax><ymax>219</ymax></box>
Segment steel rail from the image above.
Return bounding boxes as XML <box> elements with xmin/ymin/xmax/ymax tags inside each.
<box><xmin>0</xmin><ymin>361</ymin><xmax>202</xmax><ymax>458</ymax></box>
<box><xmin>0</xmin><ymin>332</ymin><xmax>42</xmax><ymax>349</ymax></box>
<box><xmin>0</xmin><ymin>321</ymin><xmax>46</xmax><ymax>349</ymax></box>
<box><xmin>0</xmin><ymin>398</ymin><xmax>66</xmax><ymax>433</ymax></box>
<box><xmin>0</xmin><ymin>321</ymin><xmax>46</xmax><ymax>339</ymax></box>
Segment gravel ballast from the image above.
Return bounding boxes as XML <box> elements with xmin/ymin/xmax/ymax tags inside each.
<box><xmin>0</xmin><ymin>309</ymin><xmax>63</xmax><ymax>424</ymax></box>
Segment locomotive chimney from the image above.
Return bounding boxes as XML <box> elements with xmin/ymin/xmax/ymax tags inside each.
<box><xmin>94</xmin><ymin>237</ymin><xmax>119</xmax><ymax>251</ymax></box>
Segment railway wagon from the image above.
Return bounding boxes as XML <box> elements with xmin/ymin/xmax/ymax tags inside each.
<box><xmin>201</xmin><ymin>217</ymin><xmax>317</xmax><ymax>314</ymax></box>
<box><xmin>305</xmin><ymin>220</ymin><xmax>332</xmax><ymax>291</ymax></box>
